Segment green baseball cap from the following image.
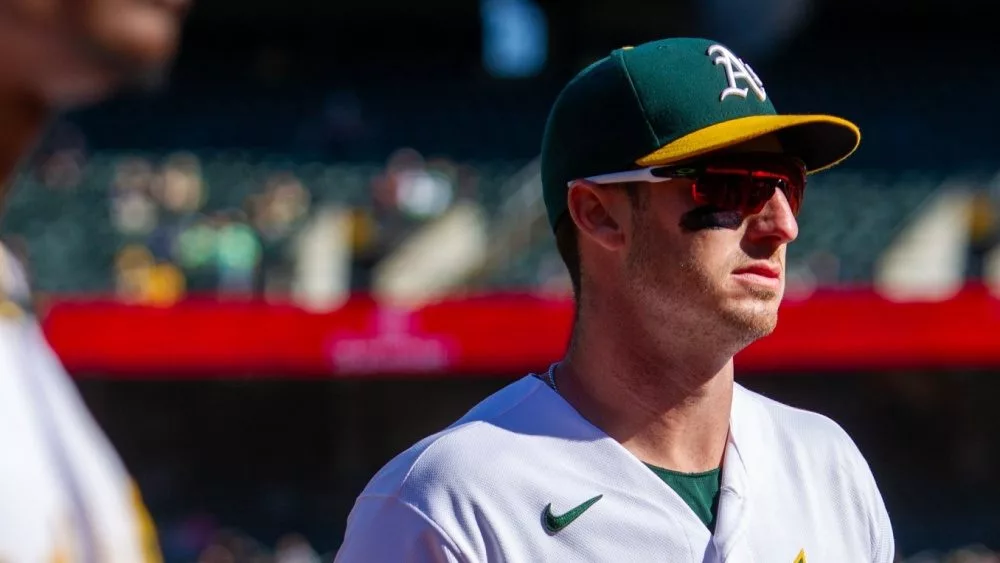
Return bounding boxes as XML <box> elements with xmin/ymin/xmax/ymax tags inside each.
<box><xmin>540</xmin><ymin>37</ymin><xmax>860</xmax><ymax>231</ymax></box>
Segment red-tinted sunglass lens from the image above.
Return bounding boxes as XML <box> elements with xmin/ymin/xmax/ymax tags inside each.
<box><xmin>692</xmin><ymin>167</ymin><xmax>803</xmax><ymax>215</ymax></box>
<box><xmin>779</xmin><ymin>178</ymin><xmax>804</xmax><ymax>214</ymax></box>
<box><xmin>691</xmin><ymin>174</ymin><xmax>756</xmax><ymax>212</ymax></box>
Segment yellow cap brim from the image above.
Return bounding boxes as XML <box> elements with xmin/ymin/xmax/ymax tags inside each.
<box><xmin>634</xmin><ymin>114</ymin><xmax>861</xmax><ymax>174</ymax></box>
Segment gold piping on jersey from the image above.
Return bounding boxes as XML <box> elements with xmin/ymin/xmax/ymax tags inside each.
<box><xmin>130</xmin><ymin>481</ymin><xmax>164</xmax><ymax>563</ymax></box>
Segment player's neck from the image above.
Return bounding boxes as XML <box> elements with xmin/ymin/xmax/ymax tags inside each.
<box><xmin>0</xmin><ymin>91</ymin><xmax>51</xmax><ymax>205</ymax></box>
<box><xmin>557</xmin><ymin>315</ymin><xmax>734</xmax><ymax>473</ymax></box>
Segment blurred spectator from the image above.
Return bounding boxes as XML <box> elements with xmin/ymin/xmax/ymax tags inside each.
<box><xmin>111</xmin><ymin>157</ymin><xmax>159</xmax><ymax>236</ymax></box>
<box><xmin>965</xmin><ymin>189</ymin><xmax>998</xmax><ymax>282</ymax></box>
<box><xmin>346</xmin><ymin>206</ymin><xmax>379</xmax><ymax>291</ymax></box>
<box><xmin>176</xmin><ymin>215</ymin><xmax>219</xmax><ymax>292</ymax></box>
<box><xmin>348</xmin><ymin>207</ymin><xmax>377</xmax><ymax>255</ymax></box>
<box><xmin>157</xmin><ymin>152</ymin><xmax>207</xmax><ymax>215</ymax></box>
<box><xmin>176</xmin><ymin>215</ymin><xmax>217</xmax><ymax>267</ymax></box>
<box><xmin>34</xmin><ymin>122</ymin><xmax>87</xmax><ymax>190</ymax></box>
<box><xmin>253</xmin><ymin>173</ymin><xmax>311</xmax><ymax>243</ymax></box>
<box><xmin>389</xmin><ymin>148</ymin><xmax>454</xmax><ymax>220</ymax></box>
<box><xmin>244</xmin><ymin>172</ymin><xmax>312</xmax><ymax>295</ymax></box>
<box><xmin>903</xmin><ymin>545</ymin><xmax>1000</xmax><ymax>563</ymax></box>
<box><xmin>370</xmin><ymin>157</ymin><xmax>404</xmax><ymax>235</ymax></box>
<box><xmin>114</xmin><ymin>244</ymin><xmax>154</xmax><ymax>302</ymax></box>
<box><xmin>187</xmin><ymin>528</ymin><xmax>331</xmax><ymax>563</ymax></box>
<box><xmin>112</xmin><ymin>156</ymin><xmax>158</xmax><ymax>194</ymax></box>
<box><xmin>216</xmin><ymin>211</ymin><xmax>262</xmax><ymax>296</ymax></box>
<box><xmin>147</xmin><ymin>218</ymin><xmax>185</xmax><ymax>264</ymax></box>
<box><xmin>146</xmin><ymin>260</ymin><xmax>186</xmax><ymax>305</ymax></box>
<box><xmin>197</xmin><ymin>543</ymin><xmax>236</xmax><ymax>563</ymax></box>
<box><xmin>113</xmin><ymin>189</ymin><xmax>159</xmax><ymax>237</ymax></box>
<box><xmin>274</xmin><ymin>533</ymin><xmax>320</xmax><ymax>563</ymax></box>
<box><xmin>197</xmin><ymin>530</ymin><xmax>272</xmax><ymax>563</ymax></box>
<box><xmin>345</xmin><ymin>149</ymin><xmax>448</xmax><ymax>290</ymax></box>
<box><xmin>113</xmin><ymin>245</ymin><xmax>186</xmax><ymax>304</ymax></box>
<box><xmin>349</xmin><ymin>175</ymin><xmax>395</xmax><ymax>290</ymax></box>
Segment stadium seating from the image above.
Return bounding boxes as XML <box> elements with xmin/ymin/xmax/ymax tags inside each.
<box><xmin>787</xmin><ymin>170</ymin><xmax>946</xmax><ymax>283</ymax></box>
<box><xmin>2</xmin><ymin>151</ymin><xmax>528</xmax><ymax>294</ymax></box>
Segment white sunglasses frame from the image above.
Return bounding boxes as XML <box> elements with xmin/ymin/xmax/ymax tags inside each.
<box><xmin>567</xmin><ymin>154</ymin><xmax>807</xmax><ymax>188</ymax></box>
<box><xmin>566</xmin><ymin>166</ymin><xmax>685</xmax><ymax>187</ymax></box>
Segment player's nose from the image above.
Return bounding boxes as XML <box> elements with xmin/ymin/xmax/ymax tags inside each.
<box><xmin>745</xmin><ymin>189</ymin><xmax>798</xmax><ymax>245</ymax></box>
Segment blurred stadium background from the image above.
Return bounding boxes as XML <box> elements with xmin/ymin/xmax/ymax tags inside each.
<box><xmin>5</xmin><ymin>0</ymin><xmax>1000</xmax><ymax>561</ymax></box>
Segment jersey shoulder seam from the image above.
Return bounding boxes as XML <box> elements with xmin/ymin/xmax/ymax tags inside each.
<box><xmin>395</xmin><ymin>376</ymin><xmax>548</xmax><ymax>496</ymax></box>
<box><xmin>353</xmin><ymin>379</ymin><xmax>546</xmax><ymax>561</ymax></box>
<box><xmin>349</xmin><ymin>494</ymin><xmax>469</xmax><ymax>562</ymax></box>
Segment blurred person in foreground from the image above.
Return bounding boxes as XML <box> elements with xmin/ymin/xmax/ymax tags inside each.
<box><xmin>0</xmin><ymin>0</ymin><xmax>190</xmax><ymax>560</ymax></box>
<box><xmin>337</xmin><ymin>38</ymin><xmax>893</xmax><ymax>561</ymax></box>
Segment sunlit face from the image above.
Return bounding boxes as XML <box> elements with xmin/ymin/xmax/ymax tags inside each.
<box><xmin>0</xmin><ymin>0</ymin><xmax>190</xmax><ymax>105</ymax></box>
<box><xmin>619</xmin><ymin>137</ymin><xmax>799</xmax><ymax>345</ymax></box>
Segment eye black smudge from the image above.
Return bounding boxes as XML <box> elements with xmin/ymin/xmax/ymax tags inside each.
<box><xmin>679</xmin><ymin>206</ymin><xmax>744</xmax><ymax>232</ymax></box>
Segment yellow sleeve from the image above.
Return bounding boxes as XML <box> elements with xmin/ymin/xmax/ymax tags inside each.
<box><xmin>129</xmin><ymin>481</ymin><xmax>163</xmax><ymax>563</ymax></box>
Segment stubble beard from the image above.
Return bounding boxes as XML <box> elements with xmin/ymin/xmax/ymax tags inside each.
<box><xmin>626</xmin><ymin>227</ymin><xmax>779</xmax><ymax>353</ymax></box>
<box><xmin>718</xmin><ymin>284</ymin><xmax>779</xmax><ymax>343</ymax></box>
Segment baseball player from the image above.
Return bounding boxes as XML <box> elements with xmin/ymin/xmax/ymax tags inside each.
<box><xmin>0</xmin><ymin>0</ymin><xmax>189</xmax><ymax>561</ymax></box>
<box><xmin>336</xmin><ymin>37</ymin><xmax>894</xmax><ymax>562</ymax></box>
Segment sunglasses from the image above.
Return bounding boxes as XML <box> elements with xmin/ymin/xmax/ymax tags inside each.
<box><xmin>572</xmin><ymin>152</ymin><xmax>807</xmax><ymax>216</ymax></box>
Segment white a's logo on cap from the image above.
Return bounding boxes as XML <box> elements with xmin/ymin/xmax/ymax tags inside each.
<box><xmin>707</xmin><ymin>44</ymin><xmax>766</xmax><ymax>103</ymax></box>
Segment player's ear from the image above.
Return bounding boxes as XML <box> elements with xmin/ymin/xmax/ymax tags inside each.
<box><xmin>566</xmin><ymin>179</ymin><xmax>629</xmax><ymax>252</ymax></box>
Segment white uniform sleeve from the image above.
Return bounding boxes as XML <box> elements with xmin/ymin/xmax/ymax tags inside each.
<box><xmin>844</xmin><ymin>437</ymin><xmax>895</xmax><ymax>563</ymax></box>
<box><xmin>869</xmin><ymin>478</ymin><xmax>895</xmax><ymax>563</ymax></box>
<box><xmin>335</xmin><ymin>495</ymin><xmax>466</xmax><ymax>563</ymax></box>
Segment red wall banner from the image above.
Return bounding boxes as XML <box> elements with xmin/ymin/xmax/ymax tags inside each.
<box><xmin>39</xmin><ymin>286</ymin><xmax>1000</xmax><ymax>378</ymax></box>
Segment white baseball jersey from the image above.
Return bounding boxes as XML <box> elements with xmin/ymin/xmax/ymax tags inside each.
<box><xmin>0</xmin><ymin>249</ymin><xmax>161</xmax><ymax>563</ymax></box>
<box><xmin>337</xmin><ymin>371</ymin><xmax>894</xmax><ymax>562</ymax></box>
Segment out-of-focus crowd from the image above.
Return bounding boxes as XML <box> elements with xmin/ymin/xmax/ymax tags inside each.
<box><xmin>192</xmin><ymin>529</ymin><xmax>326</xmax><ymax>563</ymax></box>
<box><xmin>109</xmin><ymin>152</ymin><xmax>311</xmax><ymax>304</ymax></box>
<box><xmin>9</xmin><ymin>122</ymin><xmax>488</xmax><ymax>303</ymax></box>
<box><xmin>902</xmin><ymin>545</ymin><xmax>1000</xmax><ymax>563</ymax></box>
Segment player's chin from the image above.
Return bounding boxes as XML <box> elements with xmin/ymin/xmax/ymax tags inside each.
<box><xmin>720</xmin><ymin>298</ymin><xmax>780</xmax><ymax>339</ymax></box>
<box><xmin>725</xmin><ymin>311</ymin><xmax>778</xmax><ymax>344</ymax></box>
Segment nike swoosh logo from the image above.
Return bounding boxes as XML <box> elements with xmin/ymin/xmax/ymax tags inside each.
<box><xmin>542</xmin><ymin>494</ymin><xmax>603</xmax><ymax>534</ymax></box>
